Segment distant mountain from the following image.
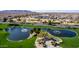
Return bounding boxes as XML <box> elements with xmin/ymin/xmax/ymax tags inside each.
<box><xmin>0</xmin><ymin>10</ymin><xmax>33</xmax><ymax>14</ymax></box>
<box><xmin>35</xmin><ymin>10</ymin><xmax>79</xmax><ymax>13</ymax></box>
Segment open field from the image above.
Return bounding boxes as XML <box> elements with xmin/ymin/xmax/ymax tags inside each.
<box><xmin>0</xmin><ymin>24</ymin><xmax>79</xmax><ymax>48</ymax></box>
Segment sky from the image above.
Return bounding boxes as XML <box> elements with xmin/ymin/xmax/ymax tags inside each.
<box><xmin>0</xmin><ymin>0</ymin><xmax>79</xmax><ymax>12</ymax></box>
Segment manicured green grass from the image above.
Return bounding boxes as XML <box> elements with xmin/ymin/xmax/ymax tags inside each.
<box><xmin>0</xmin><ymin>24</ymin><xmax>9</xmax><ymax>29</ymax></box>
<box><xmin>21</xmin><ymin>36</ymin><xmax>36</xmax><ymax>48</ymax></box>
<box><xmin>0</xmin><ymin>24</ymin><xmax>79</xmax><ymax>48</ymax></box>
<box><xmin>0</xmin><ymin>24</ymin><xmax>37</xmax><ymax>48</ymax></box>
<box><xmin>60</xmin><ymin>28</ymin><xmax>79</xmax><ymax>48</ymax></box>
<box><xmin>6</xmin><ymin>36</ymin><xmax>36</xmax><ymax>48</ymax></box>
<box><xmin>0</xmin><ymin>30</ymin><xmax>36</xmax><ymax>48</ymax></box>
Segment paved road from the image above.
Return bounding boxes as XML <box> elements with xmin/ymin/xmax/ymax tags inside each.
<box><xmin>34</xmin><ymin>23</ymin><xmax>79</xmax><ymax>28</ymax></box>
<box><xmin>0</xmin><ymin>22</ymin><xmax>21</xmax><ymax>24</ymax></box>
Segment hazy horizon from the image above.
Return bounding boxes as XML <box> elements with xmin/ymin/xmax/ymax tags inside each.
<box><xmin>1</xmin><ymin>10</ymin><xmax>79</xmax><ymax>13</ymax></box>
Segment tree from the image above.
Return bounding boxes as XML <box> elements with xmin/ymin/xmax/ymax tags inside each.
<box><xmin>48</xmin><ymin>20</ymin><xmax>52</xmax><ymax>25</ymax></box>
<box><xmin>30</xmin><ymin>30</ymin><xmax>33</xmax><ymax>34</ymax></box>
<box><xmin>3</xmin><ymin>17</ymin><xmax>8</xmax><ymax>22</ymax></box>
<box><xmin>32</xmin><ymin>28</ymin><xmax>41</xmax><ymax>34</ymax></box>
<box><xmin>9</xmin><ymin>19</ymin><xmax>14</xmax><ymax>23</ymax></box>
<box><xmin>17</xmin><ymin>18</ymin><xmax>21</xmax><ymax>21</ymax></box>
<box><xmin>36</xmin><ymin>28</ymin><xmax>41</xmax><ymax>34</ymax></box>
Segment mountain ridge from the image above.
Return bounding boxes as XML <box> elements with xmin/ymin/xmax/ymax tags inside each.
<box><xmin>0</xmin><ymin>10</ymin><xmax>33</xmax><ymax>14</ymax></box>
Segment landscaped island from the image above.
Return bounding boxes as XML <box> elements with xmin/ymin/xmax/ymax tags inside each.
<box><xmin>0</xmin><ymin>23</ymin><xmax>79</xmax><ymax>48</ymax></box>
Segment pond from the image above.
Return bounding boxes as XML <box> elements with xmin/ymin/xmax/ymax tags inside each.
<box><xmin>42</xmin><ymin>28</ymin><xmax>76</xmax><ymax>37</ymax></box>
<box><xmin>5</xmin><ymin>27</ymin><xmax>31</xmax><ymax>41</ymax></box>
<box><xmin>5</xmin><ymin>27</ymin><xmax>76</xmax><ymax>41</ymax></box>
